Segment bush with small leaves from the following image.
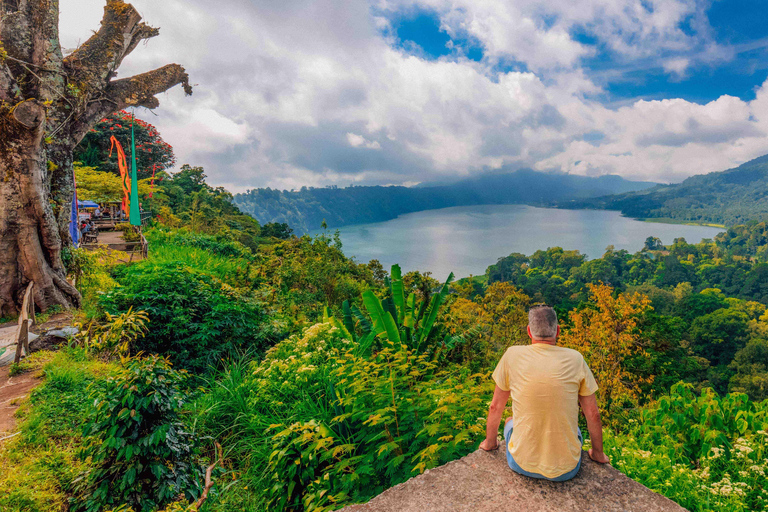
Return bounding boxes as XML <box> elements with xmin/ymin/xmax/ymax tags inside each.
<box><xmin>72</xmin><ymin>355</ymin><xmax>202</xmax><ymax>512</ymax></box>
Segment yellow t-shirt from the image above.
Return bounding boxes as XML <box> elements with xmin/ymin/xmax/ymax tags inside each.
<box><xmin>492</xmin><ymin>344</ymin><xmax>599</xmax><ymax>478</ymax></box>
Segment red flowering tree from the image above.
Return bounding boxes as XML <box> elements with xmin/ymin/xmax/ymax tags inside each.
<box><xmin>74</xmin><ymin>110</ymin><xmax>176</xmax><ymax>180</ymax></box>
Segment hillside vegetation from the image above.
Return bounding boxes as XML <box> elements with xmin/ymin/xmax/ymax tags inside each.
<box><xmin>234</xmin><ymin>170</ymin><xmax>655</xmax><ymax>234</ymax></box>
<box><xmin>3</xmin><ymin>125</ymin><xmax>768</xmax><ymax>511</ymax></box>
<box><xmin>566</xmin><ymin>154</ymin><xmax>768</xmax><ymax>226</ymax></box>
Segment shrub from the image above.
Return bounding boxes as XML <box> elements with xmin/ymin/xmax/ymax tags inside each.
<box><xmin>101</xmin><ymin>261</ymin><xmax>281</xmax><ymax>373</ymax></box>
<box><xmin>62</xmin><ymin>246</ymin><xmax>120</xmax><ymax>314</ymax></box>
<box><xmin>73</xmin><ymin>355</ymin><xmax>202</xmax><ymax>512</ymax></box>
<box><xmin>198</xmin><ymin>323</ymin><xmax>491</xmax><ymax>511</ymax></box>
<box><xmin>115</xmin><ymin>222</ymin><xmax>141</xmax><ymax>242</ymax></box>
<box><xmin>0</xmin><ymin>349</ymin><xmax>115</xmax><ymax>512</ymax></box>
<box><xmin>606</xmin><ymin>382</ymin><xmax>768</xmax><ymax>511</ymax></box>
<box><xmin>76</xmin><ymin>308</ymin><xmax>149</xmax><ymax>358</ymax></box>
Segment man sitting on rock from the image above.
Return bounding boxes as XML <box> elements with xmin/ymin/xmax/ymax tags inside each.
<box><xmin>479</xmin><ymin>305</ymin><xmax>610</xmax><ymax>481</ymax></box>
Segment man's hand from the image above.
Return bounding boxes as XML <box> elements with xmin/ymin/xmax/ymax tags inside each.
<box><xmin>588</xmin><ymin>448</ymin><xmax>610</xmax><ymax>464</ymax></box>
<box><xmin>479</xmin><ymin>438</ymin><xmax>498</xmax><ymax>451</ymax></box>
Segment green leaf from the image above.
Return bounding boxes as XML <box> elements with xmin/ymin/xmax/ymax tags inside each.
<box><xmin>418</xmin><ymin>272</ymin><xmax>454</xmax><ymax>347</ymax></box>
<box><xmin>391</xmin><ymin>264</ymin><xmax>405</xmax><ymax>324</ymax></box>
<box><xmin>342</xmin><ymin>300</ymin><xmax>357</xmax><ymax>342</ymax></box>
<box><xmin>403</xmin><ymin>293</ymin><xmax>416</xmax><ymax>329</ymax></box>
<box><xmin>362</xmin><ymin>290</ymin><xmax>387</xmax><ymax>336</ymax></box>
<box><xmin>350</xmin><ymin>304</ymin><xmax>373</xmax><ymax>335</ymax></box>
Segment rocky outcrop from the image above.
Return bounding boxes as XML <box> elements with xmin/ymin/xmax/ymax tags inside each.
<box><xmin>341</xmin><ymin>444</ymin><xmax>687</xmax><ymax>512</ymax></box>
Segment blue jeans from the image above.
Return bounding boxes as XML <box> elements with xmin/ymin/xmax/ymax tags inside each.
<box><xmin>503</xmin><ymin>419</ymin><xmax>582</xmax><ymax>482</ymax></box>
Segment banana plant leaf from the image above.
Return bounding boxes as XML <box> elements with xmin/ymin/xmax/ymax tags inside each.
<box><xmin>403</xmin><ymin>292</ymin><xmax>416</xmax><ymax>329</ymax></box>
<box><xmin>350</xmin><ymin>304</ymin><xmax>373</xmax><ymax>335</ymax></box>
<box><xmin>390</xmin><ymin>264</ymin><xmax>406</xmax><ymax>324</ymax></box>
<box><xmin>342</xmin><ymin>301</ymin><xmax>358</xmax><ymax>342</ymax></box>
<box><xmin>363</xmin><ymin>289</ymin><xmax>401</xmax><ymax>344</ymax></box>
<box><xmin>418</xmin><ymin>272</ymin><xmax>455</xmax><ymax>347</ymax></box>
<box><xmin>382</xmin><ymin>296</ymin><xmax>399</xmax><ymax>328</ymax></box>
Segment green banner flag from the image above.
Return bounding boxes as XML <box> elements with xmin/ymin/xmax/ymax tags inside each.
<box><xmin>129</xmin><ymin>112</ymin><xmax>141</xmax><ymax>227</ymax></box>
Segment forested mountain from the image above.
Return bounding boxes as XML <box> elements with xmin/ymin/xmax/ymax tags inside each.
<box><xmin>564</xmin><ymin>154</ymin><xmax>768</xmax><ymax>226</ymax></box>
<box><xmin>234</xmin><ymin>169</ymin><xmax>655</xmax><ymax>233</ymax></box>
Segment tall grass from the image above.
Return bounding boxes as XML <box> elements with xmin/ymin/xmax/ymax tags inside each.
<box><xmin>150</xmin><ymin>244</ymin><xmax>256</xmax><ymax>287</ymax></box>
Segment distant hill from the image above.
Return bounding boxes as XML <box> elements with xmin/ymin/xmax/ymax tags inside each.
<box><xmin>234</xmin><ymin>169</ymin><xmax>656</xmax><ymax>234</ymax></box>
<box><xmin>561</xmin><ymin>154</ymin><xmax>768</xmax><ymax>226</ymax></box>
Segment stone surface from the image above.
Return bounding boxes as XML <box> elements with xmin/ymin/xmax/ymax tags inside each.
<box><xmin>341</xmin><ymin>444</ymin><xmax>687</xmax><ymax>512</ymax></box>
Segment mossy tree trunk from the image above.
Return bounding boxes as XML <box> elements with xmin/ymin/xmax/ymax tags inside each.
<box><xmin>0</xmin><ymin>0</ymin><xmax>192</xmax><ymax>315</ymax></box>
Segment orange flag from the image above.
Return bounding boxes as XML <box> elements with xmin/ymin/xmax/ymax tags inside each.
<box><xmin>109</xmin><ymin>136</ymin><xmax>130</xmax><ymax>216</ymax></box>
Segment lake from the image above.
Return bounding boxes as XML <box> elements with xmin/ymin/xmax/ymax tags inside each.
<box><xmin>313</xmin><ymin>205</ymin><xmax>724</xmax><ymax>279</ymax></box>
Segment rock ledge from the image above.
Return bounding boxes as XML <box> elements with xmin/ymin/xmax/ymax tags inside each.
<box><xmin>341</xmin><ymin>445</ymin><xmax>687</xmax><ymax>512</ymax></box>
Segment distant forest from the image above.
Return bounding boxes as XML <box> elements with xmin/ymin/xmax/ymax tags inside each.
<box><xmin>234</xmin><ymin>169</ymin><xmax>654</xmax><ymax>233</ymax></box>
<box><xmin>566</xmin><ymin>154</ymin><xmax>768</xmax><ymax>226</ymax></box>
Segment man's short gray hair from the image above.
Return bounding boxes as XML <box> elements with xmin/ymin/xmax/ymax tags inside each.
<box><xmin>528</xmin><ymin>306</ymin><xmax>558</xmax><ymax>339</ymax></box>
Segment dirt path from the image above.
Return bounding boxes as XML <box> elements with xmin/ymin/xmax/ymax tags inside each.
<box><xmin>0</xmin><ymin>365</ymin><xmax>39</xmax><ymax>436</ymax></box>
<box><xmin>0</xmin><ymin>312</ymin><xmax>73</xmax><ymax>437</ymax></box>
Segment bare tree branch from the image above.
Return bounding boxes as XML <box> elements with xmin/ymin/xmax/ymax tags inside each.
<box><xmin>193</xmin><ymin>442</ymin><xmax>222</xmax><ymax>511</ymax></box>
<box><xmin>63</xmin><ymin>0</ymin><xmax>159</xmax><ymax>84</ymax></box>
<box><xmin>71</xmin><ymin>63</ymin><xmax>191</xmax><ymax>142</ymax></box>
<box><xmin>108</xmin><ymin>63</ymin><xmax>192</xmax><ymax>108</ymax></box>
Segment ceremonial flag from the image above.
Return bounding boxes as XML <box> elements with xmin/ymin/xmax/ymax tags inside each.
<box><xmin>109</xmin><ymin>135</ymin><xmax>130</xmax><ymax>216</ymax></box>
<box><xmin>69</xmin><ymin>170</ymin><xmax>79</xmax><ymax>246</ymax></box>
<box><xmin>129</xmin><ymin>113</ymin><xmax>141</xmax><ymax>226</ymax></box>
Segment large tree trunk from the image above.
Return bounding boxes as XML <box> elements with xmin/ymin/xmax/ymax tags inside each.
<box><xmin>0</xmin><ymin>0</ymin><xmax>191</xmax><ymax>315</ymax></box>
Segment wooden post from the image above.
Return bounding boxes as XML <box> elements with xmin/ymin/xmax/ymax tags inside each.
<box><xmin>13</xmin><ymin>320</ymin><xmax>28</xmax><ymax>365</ymax></box>
<box><xmin>13</xmin><ymin>282</ymin><xmax>35</xmax><ymax>365</ymax></box>
<box><xmin>26</xmin><ymin>282</ymin><xmax>35</xmax><ymax>326</ymax></box>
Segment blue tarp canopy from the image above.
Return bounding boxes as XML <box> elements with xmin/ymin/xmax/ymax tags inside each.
<box><xmin>77</xmin><ymin>200</ymin><xmax>99</xmax><ymax>208</ymax></box>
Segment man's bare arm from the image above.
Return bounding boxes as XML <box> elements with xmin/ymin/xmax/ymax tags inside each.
<box><xmin>578</xmin><ymin>393</ymin><xmax>610</xmax><ymax>463</ymax></box>
<box><xmin>480</xmin><ymin>385</ymin><xmax>511</xmax><ymax>451</ymax></box>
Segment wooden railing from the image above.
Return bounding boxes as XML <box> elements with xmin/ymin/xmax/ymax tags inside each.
<box><xmin>13</xmin><ymin>282</ymin><xmax>36</xmax><ymax>365</ymax></box>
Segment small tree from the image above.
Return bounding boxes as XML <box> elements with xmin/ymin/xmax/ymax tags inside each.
<box><xmin>560</xmin><ymin>283</ymin><xmax>653</xmax><ymax>423</ymax></box>
<box><xmin>74</xmin><ymin>110</ymin><xmax>176</xmax><ymax>180</ymax></box>
<box><xmin>74</xmin><ymin>355</ymin><xmax>201</xmax><ymax>512</ymax></box>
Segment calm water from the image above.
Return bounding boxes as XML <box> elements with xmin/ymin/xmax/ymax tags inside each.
<box><xmin>314</xmin><ymin>205</ymin><xmax>724</xmax><ymax>279</ymax></box>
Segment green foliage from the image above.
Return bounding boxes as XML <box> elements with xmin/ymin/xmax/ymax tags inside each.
<box><xmin>203</xmin><ymin>322</ymin><xmax>490</xmax><ymax>511</ymax></box>
<box><xmin>101</xmin><ymin>259</ymin><xmax>280</xmax><ymax>373</ymax></box>
<box><xmin>0</xmin><ymin>349</ymin><xmax>116</xmax><ymax>512</ymax></box>
<box><xmin>76</xmin><ymin>308</ymin><xmax>149</xmax><ymax>358</ymax></box>
<box><xmin>62</xmin><ymin>246</ymin><xmax>120</xmax><ymax>316</ymax></box>
<box><xmin>605</xmin><ymin>383</ymin><xmax>768</xmax><ymax>511</ymax></box>
<box><xmin>115</xmin><ymin>222</ymin><xmax>141</xmax><ymax>242</ymax></box>
<box><xmin>261</xmin><ymin>222</ymin><xmax>294</xmax><ymax>239</ymax></box>
<box><xmin>578</xmin><ymin>153</ymin><xmax>768</xmax><ymax>226</ymax></box>
<box><xmin>74</xmin><ymin>111</ymin><xmax>175</xmax><ymax>180</ymax></box>
<box><xmin>729</xmin><ymin>339</ymin><xmax>768</xmax><ymax>400</ymax></box>
<box><xmin>72</xmin><ymin>355</ymin><xmax>202</xmax><ymax>512</ymax></box>
<box><xmin>74</xmin><ymin>164</ymin><xmax>159</xmax><ymax>204</ymax></box>
<box><xmin>341</xmin><ymin>264</ymin><xmax>454</xmax><ymax>353</ymax></box>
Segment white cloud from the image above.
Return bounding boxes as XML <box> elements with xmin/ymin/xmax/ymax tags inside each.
<box><xmin>346</xmin><ymin>132</ymin><xmax>382</xmax><ymax>149</ymax></box>
<box><xmin>663</xmin><ymin>57</ymin><xmax>690</xmax><ymax>77</ymax></box>
<box><xmin>57</xmin><ymin>0</ymin><xmax>768</xmax><ymax>190</ymax></box>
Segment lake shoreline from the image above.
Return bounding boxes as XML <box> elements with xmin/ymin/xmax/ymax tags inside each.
<box><xmin>314</xmin><ymin>204</ymin><xmax>724</xmax><ymax>279</ymax></box>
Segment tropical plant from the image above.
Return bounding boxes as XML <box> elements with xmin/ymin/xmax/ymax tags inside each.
<box><xmin>72</xmin><ymin>355</ymin><xmax>202</xmax><ymax>512</ymax></box>
<box><xmin>76</xmin><ymin>308</ymin><xmax>150</xmax><ymax>358</ymax></box>
<box><xmin>605</xmin><ymin>383</ymin><xmax>768</xmax><ymax>512</ymax></box>
<box><xmin>326</xmin><ymin>264</ymin><xmax>454</xmax><ymax>354</ymax></box>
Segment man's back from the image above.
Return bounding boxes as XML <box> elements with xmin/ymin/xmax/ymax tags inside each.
<box><xmin>492</xmin><ymin>344</ymin><xmax>598</xmax><ymax>478</ymax></box>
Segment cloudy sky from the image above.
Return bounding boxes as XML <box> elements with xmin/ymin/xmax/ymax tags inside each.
<box><xmin>60</xmin><ymin>0</ymin><xmax>768</xmax><ymax>191</ymax></box>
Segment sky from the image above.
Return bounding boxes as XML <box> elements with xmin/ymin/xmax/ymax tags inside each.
<box><xmin>59</xmin><ymin>0</ymin><xmax>768</xmax><ymax>191</ymax></box>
